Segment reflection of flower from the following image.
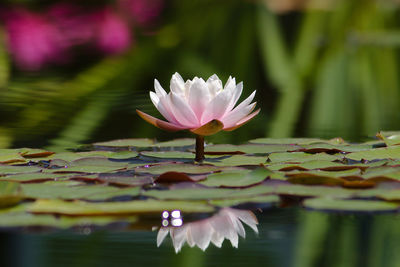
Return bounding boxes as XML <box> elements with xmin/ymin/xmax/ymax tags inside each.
<box><xmin>157</xmin><ymin>208</ymin><xmax>258</xmax><ymax>253</ymax></box>
<box><xmin>137</xmin><ymin>73</ymin><xmax>260</xmax><ymax>136</ymax></box>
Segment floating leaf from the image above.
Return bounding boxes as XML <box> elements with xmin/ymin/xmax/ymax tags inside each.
<box><xmin>376</xmin><ymin>131</ymin><xmax>400</xmax><ymax>146</ymax></box>
<box><xmin>204</xmin><ymin>144</ymin><xmax>303</xmax><ymax>155</ymax></box>
<box><xmin>199</xmin><ymin>167</ymin><xmax>271</xmax><ymax>187</ymax></box>
<box><xmin>0</xmin><ymin>181</ymin><xmax>23</xmax><ymax>208</ymax></box>
<box><xmin>249</xmin><ymin>137</ymin><xmax>345</xmax><ymax>145</ymax></box>
<box><xmin>93</xmin><ymin>138</ymin><xmax>155</xmax><ymax>149</ymax></box>
<box><xmin>210</xmin><ymin>195</ymin><xmax>280</xmax><ymax>207</ymax></box>
<box><xmin>29</xmin><ymin>199</ymin><xmax>215</xmax><ymax>215</ymax></box>
<box><xmin>21</xmin><ymin>182</ymin><xmax>139</xmax><ymax>200</ymax></box>
<box><xmin>303</xmin><ymin>198</ymin><xmax>399</xmax><ymax>212</ymax></box>
<box><xmin>0</xmin><ymin>172</ymin><xmax>70</xmax><ymax>183</ymax></box>
<box><xmin>346</xmin><ymin>146</ymin><xmax>400</xmax><ymax>161</ymax></box>
<box><xmin>135</xmin><ymin>163</ymin><xmax>221</xmax><ymax>175</ymax></box>
<box><xmin>155</xmin><ymin>171</ymin><xmax>206</xmax><ymax>183</ymax></box>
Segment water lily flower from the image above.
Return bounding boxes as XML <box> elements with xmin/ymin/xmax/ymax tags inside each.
<box><xmin>157</xmin><ymin>208</ymin><xmax>258</xmax><ymax>253</ymax></box>
<box><xmin>136</xmin><ymin>73</ymin><xmax>260</xmax><ymax>161</ymax></box>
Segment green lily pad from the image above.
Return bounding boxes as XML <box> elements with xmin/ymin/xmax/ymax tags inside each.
<box><xmin>268</xmin><ymin>152</ymin><xmax>342</xmax><ymax>164</ymax></box>
<box><xmin>29</xmin><ymin>199</ymin><xmax>215</xmax><ymax>215</ymax></box>
<box><xmin>0</xmin><ymin>181</ymin><xmax>23</xmax><ymax>208</ymax></box>
<box><xmin>21</xmin><ymin>182</ymin><xmax>140</xmax><ymax>200</ymax></box>
<box><xmin>205</xmin><ymin>155</ymin><xmax>267</xmax><ymax>166</ymax></box>
<box><xmin>209</xmin><ymin>194</ymin><xmax>280</xmax><ymax>207</ymax></box>
<box><xmin>135</xmin><ymin>163</ymin><xmax>222</xmax><ymax>175</ymax></box>
<box><xmin>0</xmin><ymin>165</ymin><xmax>42</xmax><ymax>175</ymax></box>
<box><xmin>346</xmin><ymin>146</ymin><xmax>400</xmax><ymax>161</ymax></box>
<box><xmin>376</xmin><ymin>131</ymin><xmax>400</xmax><ymax>146</ymax></box>
<box><xmin>0</xmin><ymin>172</ymin><xmax>70</xmax><ymax>183</ymax></box>
<box><xmin>140</xmin><ymin>151</ymin><xmax>195</xmax><ymax>159</ymax></box>
<box><xmin>154</xmin><ymin>138</ymin><xmax>195</xmax><ymax>148</ymax></box>
<box><xmin>199</xmin><ymin>167</ymin><xmax>272</xmax><ymax>187</ymax></box>
<box><xmin>303</xmin><ymin>197</ymin><xmax>399</xmax><ymax>212</ymax></box>
<box><xmin>143</xmin><ymin>187</ymin><xmax>239</xmax><ymax>200</ymax></box>
<box><xmin>249</xmin><ymin>137</ymin><xmax>345</xmax><ymax>145</ymax></box>
<box><xmin>0</xmin><ymin>203</ymin><xmax>138</xmax><ymax>228</ymax></box>
<box><xmin>93</xmin><ymin>138</ymin><xmax>155</xmax><ymax>148</ymax></box>
<box><xmin>204</xmin><ymin>144</ymin><xmax>303</xmax><ymax>154</ymax></box>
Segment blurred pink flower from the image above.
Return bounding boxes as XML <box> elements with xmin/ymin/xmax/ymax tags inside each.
<box><xmin>119</xmin><ymin>0</ymin><xmax>163</xmax><ymax>25</ymax></box>
<box><xmin>92</xmin><ymin>8</ymin><xmax>132</xmax><ymax>54</ymax></box>
<box><xmin>157</xmin><ymin>208</ymin><xmax>259</xmax><ymax>253</ymax></box>
<box><xmin>3</xmin><ymin>9</ymin><xmax>66</xmax><ymax>71</ymax></box>
<box><xmin>47</xmin><ymin>3</ymin><xmax>95</xmax><ymax>47</ymax></box>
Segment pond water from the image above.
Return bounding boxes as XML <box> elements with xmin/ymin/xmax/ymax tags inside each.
<box><xmin>1</xmin><ymin>207</ymin><xmax>399</xmax><ymax>267</ymax></box>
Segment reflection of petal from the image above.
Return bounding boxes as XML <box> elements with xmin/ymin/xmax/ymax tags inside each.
<box><xmin>157</xmin><ymin>208</ymin><xmax>258</xmax><ymax>253</ymax></box>
<box><xmin>157</xmin><ymin>227</ymin><xmax>169</xmax><ymax>247</ymax></box>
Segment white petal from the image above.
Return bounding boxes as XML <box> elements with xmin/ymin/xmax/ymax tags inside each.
<box><xmin>207</xmin><ymin>74</ymin><xmax>220</xmax><ymax>83</ymax></box>
<box><xmin>224</xmin><ymin>76</ymin><xmax>236</xmax><ymax>91</ymax></box>
<box><xmin>157</xmin><ymin>228</ymin><xmax>170</xmax><ymax>247</ymax></box>
<box><xmin>154</xmin><ymin>79</ymin><xmax>167</xmax><ymax>98</ymax></box>
<box><xmin>170</xmin><ymin>72</ymin><xmax>185</xmax><ymax>96</ymax></box>
<box><xmin>169</xmin><ymin>92</ymin><xmax>200</xmax><ymax>127</ymax></box>
<box><xmin>188</xmin><ymin>78</ymin><xmax>211</xmax><ymax>119</ymax></box>
<box><xmin>200</xmin><ymin>87</ymin><xmax>233</xmax><ymax>125</ymax></box>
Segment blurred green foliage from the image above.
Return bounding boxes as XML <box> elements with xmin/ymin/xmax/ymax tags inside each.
<box><xmin>1</xmin><ymin>0</ymin><xmax>400</xmax><ymax>149</ymax></box>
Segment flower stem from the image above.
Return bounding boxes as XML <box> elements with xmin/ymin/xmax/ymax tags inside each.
<box><xmin>195</xmin><ymin>135</ymin><xmax>205</xmax><ymax>162</ymax></box>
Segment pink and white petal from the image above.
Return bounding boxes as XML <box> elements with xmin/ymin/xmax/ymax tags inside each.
<box><xmin>200</xmin><ymin>88</ymin><xmax>233</xmax><ymax>125</ymax></box>
<box><xmin>158</xmin><ymin>94</ymin><xmax>183</xmax><ymax>125</ymax></box>
<box><xmin>221</xmin><ymin>102</ymin><xmax>257</xmax><ymax>129</ymax></box>
<box><xmin>170</xmin><ymin>72</ymin><xmax>185</xmax><ymax>95</ymax></box>
<box><xmin>188</xmin><ymin>78</ymin><xmax>211</xmax><ymax>119</ymax></box>
<box><xmin>169</xmin><ymin>92</ymin><xmax>200</xmax><ymax>127</ymax></box>
<box><xmin>154</xmin><ymin>79</ymin><xmax>167</xmax><ymax>98</ymax></box>
<box><xmin>136</xmin><ymin>109</ymin><xmax>187</xmax><ymax>131</ymax></box>
<box><xmin>225</xmin><ymin>82</ymin><xmax>243</xmax><ymax>113</ymax></box>
<box><xmin>150</xmin><ymin>92</ymin><xmax>177</xmax><ymax>123</ymax></box>
<box><xmin>224</xmin><ymin>108</ymin><xmax>260</xmax><ymax>131</ymax></box>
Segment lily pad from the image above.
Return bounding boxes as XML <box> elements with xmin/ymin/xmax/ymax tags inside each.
<box><xmin>210</xmin><ymin>194</ymin><xmax>280</xmax><ymax>207</ymax></box>
<box><xmin>21</xmin><ymin>182</ymin><xmax>140</xmax><ymax>200</ymax></box>
<box><xmin>29</xmin><ymin>199</ymin><xmax>215</xmax><ymax>215</ymax></box>
<box><xmin>303</xmin><ymin>197</ymin><xmax>399</xmax><ymax>212</ymax></box>
<box><xmin>199</xmin><ymin>167</ymin><xmax>271</xmax><ymax>187</ymax></box>
<box><xmin>346</xmin><ymin>146</ymin><xmax>400</xmax><ymax>161</ymax></box>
